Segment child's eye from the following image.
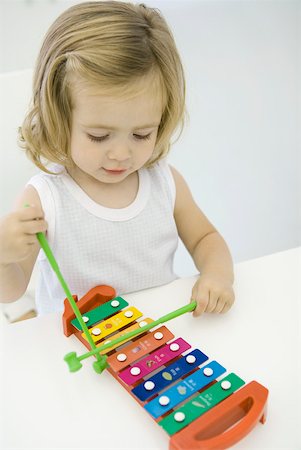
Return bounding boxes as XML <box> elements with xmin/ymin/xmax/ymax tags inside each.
<box><xmin>133</xmin><ymin>133</ymin><xmax>152</xmax><ymax>141</ymax></box>
<box><xmin>87</xmin><ymin>134</ymin><xmax>109</xmax><ymax>143</ymax></box>
<box><xmin>87</xmin><ymin>133</ymin><xmax>152</xmax><ymax>143</ymax></box>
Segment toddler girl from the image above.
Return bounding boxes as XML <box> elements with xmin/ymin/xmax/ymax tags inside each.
<box><xmin>0</xmin><ymin>1</ymin><xmax>234</xmax><ymax>317</ymax></box>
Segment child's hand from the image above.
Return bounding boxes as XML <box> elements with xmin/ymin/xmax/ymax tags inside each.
<box><xmin>191</xmin><ymin>274</ymin><xmax>235</xmax><ymax>317</ymax></box>
<box><xmin>0</xmin><ymin>205</ymin><xmax>47</xmax><ymax>265</ymax></box>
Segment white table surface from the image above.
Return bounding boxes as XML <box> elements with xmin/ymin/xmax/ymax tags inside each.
<box><xmin>0</xmin><ymin>247</ymin><xmax>300</xmax><ymax>450</ymax></box>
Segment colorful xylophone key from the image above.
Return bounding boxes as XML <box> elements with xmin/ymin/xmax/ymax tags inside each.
<box><xmin>62</xmin><ymin>285</ymin><xmax>269</xmax><ymax>450</ymax></box>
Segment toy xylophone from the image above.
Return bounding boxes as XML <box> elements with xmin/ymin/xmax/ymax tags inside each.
<box><xmin>62</xmin><ymin>285</ymin><xmax>269</xmax><ymax>450</ymax></box>
<box><xmin>35</xmin><ymin>232</ymin><xmax>268</xmax><ymax>449</ymax></box>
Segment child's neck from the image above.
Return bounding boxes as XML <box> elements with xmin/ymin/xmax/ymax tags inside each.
<box><xmin>67</xmin><ymin>168</ymin><xmax>139</xmax><ymax>209</ymax></box>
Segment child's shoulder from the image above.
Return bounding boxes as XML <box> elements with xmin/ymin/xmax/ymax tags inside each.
<box><xmin>145</xmin><ymin>159</ymin><xmax>177</xmax><ymax>206</ymax></box>
<box><xmin>16</xmin><ymin>164</ymin><xmax>65</xmax><ymax>214</ymax></box>
<box><xmin>150</xmin><ymin>159</ymin><xmax>184</xmax><ymax>190</ymax></box>
<box><xmin>147</xmin><ymin>158</ymin><xmax>174</xmax><ymax>180</ymax></box>
<box><xmin>26</xmin><ymin>164</ymin><xmax>65</xmax><ymax>194</ymax></box>
<box><xmin>14</xmin><ymin>183</ymin><xmax>43</xmax><ymax>212</ymax></box>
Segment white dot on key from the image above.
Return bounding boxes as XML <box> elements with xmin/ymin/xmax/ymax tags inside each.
<box><xmin>82</xmin><ymin>316</ymin><xmax>89</xmax><ymax>323</ymax></box>
<box><xmin>203</xmin><ymin>367</ymin><xmax>214</xmax><ymax>377</ymax></box>
<box><xmin>92</xmin><ymin>328</ymin><xmax>101</xmax><ymax>336</ymax></box>
<box><xmin>159</xmin><ymin>396</ymin><xmax>170</xmax><ymax>406</ymax></box>
<box><xmin>111</xmin><ymin>300</ymin><xmax>120</xmax><ymax>307</ymax></box>
<box><xmin>139</xmin><ymin>321</ymin><xmax>148</xmax><ymax>327</ymax></box>
<box><xmin>130</xmin><ymin>367</ymin><xmax>141</xmax><ymax>376</ymax></box>
<box><xmin>174</xmin><ymin>412</ymin><xmax>185</xmax><ymax>422</ymax></box>
<box><xmin>170</xmin><ymin>343</ymin><xmax>180</xmax><ymax>352</ymax></box>
<box><xmin>144</xmin><ymin>381</ymin><xmax>155</xmax><ymax>391</ymax></box>
<box><xmin>221</xmin><ymin>380</ymin><xmax>232</xmax><ymax>390</ymax></box>
<box><xmin>186</xmin><ymin>355</ymin><xmax>196</xmax><ymax>364</ymax></box>
<box><xmin>124</xmin><ymin>310</ymin><xmax>134</xmax><ymax>318</ymax></box>
<box><xmin>117</xmin><ymin>353</ymin><xmax>127</xmax><ymax>362</ymax></box>
<box><xmin>154</xmin><ymin>332</ymin><xmax>163</xmax><ymax>340</ymax></box>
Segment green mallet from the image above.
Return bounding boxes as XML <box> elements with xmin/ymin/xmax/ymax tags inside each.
<box><xmin>35</xmin><ymin>229</ymin><xmax>108</xmax><ymax>374</ymax></box>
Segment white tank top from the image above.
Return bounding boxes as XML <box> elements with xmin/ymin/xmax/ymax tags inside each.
<box><xmin>28</xmin><ymin>160</ymin><xmax>178</xmax><ymax>315</ymax></box>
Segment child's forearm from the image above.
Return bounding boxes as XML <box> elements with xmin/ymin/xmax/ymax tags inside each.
<box><xmin>0</xmin><ymin>263</ymin><xmax>27</xmax><ymax>303</ymax></box>
<box><xmin>192</xmin><ymin>231</ymin><xmax>234</xmax><ymax>283</ymax></box>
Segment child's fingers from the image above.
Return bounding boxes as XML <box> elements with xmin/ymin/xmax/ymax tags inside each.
<box><xmin>191</xmin><ymin>281</ymin><xmax>210</xmax><ymax>317</ymax></box>
<box><xmin>192</xmin><ymin>302</ymin><xmax>206</xmax><ymax>317</ymax></box>
<box><xmin>220</xmin><ymin>302</ymin><xmax>232</xmax><ymax>314</ymax></box>
<box><xmin>22</xmin><ymin>219</ymin><xmax>48</xmax><ymax>235</ymax></box>
<box><xmin>211</xmin><ymin>292</ymin><xmax>235</xmax><ymax>314</ymax></box>
<box><xmin>212</xmin><ymin>298</ymin><xmax>226</xmax><ymax>314</ymax></box>
<box><xmin>191</xmin><ymin>279</ymin><xmax>235</xmax><ymax>317</ymax></box>
<box><xmin>17</xmin><ymin>205</ymin><xmax>45</xmax><ymax>222</ymax></box>
<box><xmin>192</xmin><ymin>292</ymin><xmax>209</xmax><ymax>317</ymax></box>
<box><xmin>220</xmin><ymin>295</ymin><xmax>235</xmax><ymax>314</ymax></box>
<box><xmin>205</xmin><ymin>290</ymin><xmax>220</xmax><ymax>312</ymax></box>
<box><xmin>23</xmin><ymin>235</ymin><xmax>40</xmax><ymax>246</ymax></box>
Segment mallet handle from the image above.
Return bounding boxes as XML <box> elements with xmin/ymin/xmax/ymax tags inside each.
<box><xmin>36</xmin><ymin>232</ymin><xmax>103</xmax><ymax>363</ymax></box>
<box><xmin>77</xmin><ymin>300</ymin><xmax>197</xmax><ymax>362</ymax></box>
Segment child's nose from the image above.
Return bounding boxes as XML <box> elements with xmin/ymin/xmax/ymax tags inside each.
<box><xmin>107</xmin><ymin>144</ymin><xmax>131</xmax><ymax>161</ymax></box>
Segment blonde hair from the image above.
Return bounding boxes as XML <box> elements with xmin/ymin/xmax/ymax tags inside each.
<box><xmin>19</xmin><ymin>1</ymin><xmax>186</xmax><ymax>172</ymax></box>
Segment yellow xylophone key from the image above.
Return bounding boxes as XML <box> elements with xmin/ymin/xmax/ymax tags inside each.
<box><xmin>81</xmin><ymin>306</ymin><xmax>143</xmax><ymax>343</ymax></box>
<box><xmin>97</xmin><ymin>318</ymin><xmax>154</xmax><ymax>354</ymax></box>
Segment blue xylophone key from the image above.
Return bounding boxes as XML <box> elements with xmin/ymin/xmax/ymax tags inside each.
<box><xmin>144</xmin><ymin>360</ymin><xmax>226</xmax><ymax>419</ymax></box>
<box><xmin>132</xmin><ymin>349</ymin><xmax>208</xmax><ymax>402</ymax></box>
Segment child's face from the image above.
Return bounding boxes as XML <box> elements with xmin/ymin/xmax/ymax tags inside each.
<box><xmin>69</xmin><ymin>75</ymin><xmax>163</xmax><ymax>185</ymax></box>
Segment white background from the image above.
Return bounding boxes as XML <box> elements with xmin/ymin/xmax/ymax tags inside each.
<box><xmin>0</xmin><ymin>0</ymin><xmax>300</xmax><ymax>277</ymax></box>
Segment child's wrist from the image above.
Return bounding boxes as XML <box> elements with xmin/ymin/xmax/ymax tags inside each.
<box><xmin>199</xmin><ymin>270</ymin><xmax>234</xmax><ymax>286</ymax></box>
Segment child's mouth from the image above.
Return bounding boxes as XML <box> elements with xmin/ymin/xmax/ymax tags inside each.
<box><xmin>103</xmin><ymin>168</ymin><xmax>127</xmax><ymax>175</ymax></box>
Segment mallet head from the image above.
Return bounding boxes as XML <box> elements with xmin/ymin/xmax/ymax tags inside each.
<box><xmin>64</xmin><ymin>352</ymin><xmax>83</xmax><ymax>372</ymax></box>
<box><xmin>93</xmin><ymin>355</ymin><xmax>108</xmax><ymax>374</ymax></box>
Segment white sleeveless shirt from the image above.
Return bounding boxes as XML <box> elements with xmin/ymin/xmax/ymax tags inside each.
<box><xmin>28</xmin><ymin>160</ymin><xmax>179</xmax><ymax>315</ymax></box>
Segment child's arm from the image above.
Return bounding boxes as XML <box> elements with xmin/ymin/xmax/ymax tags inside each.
<box><xmin>0</xmin><ymin>185</ymin><xmax>47</xmax><ymax>302</ymax></box>
<box><xmin>171</xmin><ymin>166</ymin><xmax>235</xmax><ymax>317</ymax></box>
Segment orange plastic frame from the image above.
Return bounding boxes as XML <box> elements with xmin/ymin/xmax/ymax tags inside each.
<box><xmin>62</xmin><ymin>284</ymin><xmax>116</xmax><ymax>336</ymax></box>
<box><xmin>169</xmin><ymin>380</ymin><xmax>268</xmax><ymax>450</ymax></box>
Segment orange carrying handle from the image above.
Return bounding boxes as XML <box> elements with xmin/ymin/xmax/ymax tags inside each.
<box><xmin>169</xmin><ymin>381</ymin><xmax>268</xmax><ymax>450</ymax></box>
